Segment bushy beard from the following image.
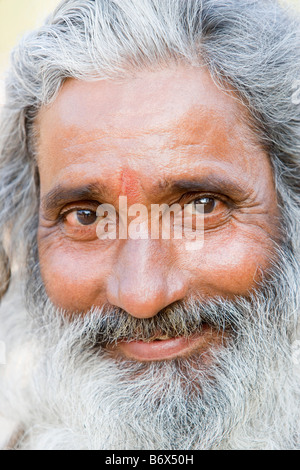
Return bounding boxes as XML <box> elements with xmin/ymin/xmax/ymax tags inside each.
<box><xmin>0</xmin><ymin>242</ymin><xmax>300</xmax><ymax>450</ymax></box>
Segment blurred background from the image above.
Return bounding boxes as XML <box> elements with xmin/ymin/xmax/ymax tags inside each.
<box><xmin>0</xmin><ymin>0</ymin><xmax>299</xmax><ymax>105</ymax></box>
<box><xmin>0</xmin><ymin>0</ymin><xmax>60</xmax><ymax>104</ymax></box>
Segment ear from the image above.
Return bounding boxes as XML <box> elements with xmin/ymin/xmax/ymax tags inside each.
<box><xmin>0</xmin><ymin>243</ymin><xmax>11</xmax><ymax>300</ymax></box>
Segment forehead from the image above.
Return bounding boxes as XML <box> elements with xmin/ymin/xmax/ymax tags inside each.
<box><xmin>40</xmin><ymin>65</ymin><xmax>239</xmax><ymax>123</ymax></box>
<box><xmin>36</xmin><ymin>65</ymin><xmax>270</xmax><ymax>195</ymax></box>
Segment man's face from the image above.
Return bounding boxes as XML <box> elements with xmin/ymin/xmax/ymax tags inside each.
<box><xmin>36</xmin><ymin>65</ymin><xmax>279</xmax><ymax>362</ymax></box>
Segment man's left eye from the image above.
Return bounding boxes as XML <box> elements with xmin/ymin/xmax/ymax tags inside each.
<box><xmin>193</xmin><ymin>197</ymin><xmax>216</xmax><ymax>214</ymax></box>
<box><xmin>181</xmin><ymin>195</ymin><xmax>231</xmax><ymax>230</ymax></box>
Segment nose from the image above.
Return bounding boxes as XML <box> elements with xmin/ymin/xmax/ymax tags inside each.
<box><xmin>106</xmin><ymin>240</ymin><xmax>189</xmax><ymax>319</ymax></box>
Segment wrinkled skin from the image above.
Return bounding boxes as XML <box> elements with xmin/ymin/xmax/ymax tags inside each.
<box><xmin>36</xmin><ymin>65</ymin><xmax>280</xmax><ymax>361</ymax></box>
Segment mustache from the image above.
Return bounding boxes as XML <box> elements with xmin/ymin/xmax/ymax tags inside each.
<box><xmin>67</xmin><ymin>296</ymin><xmax>251</xmax><ymax>348</ymax></box>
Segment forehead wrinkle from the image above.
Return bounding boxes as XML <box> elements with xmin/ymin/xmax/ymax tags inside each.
<box><xmin>39</xmin><ymin>101</ymin><xmax>216</xmax><ymax>151</ymax></box>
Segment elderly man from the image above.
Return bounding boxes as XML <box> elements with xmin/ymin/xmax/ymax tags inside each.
<box><xmin>0</xmin><ymin>0</ymin><xmax>299</xmax><ymax>450</ymax></box>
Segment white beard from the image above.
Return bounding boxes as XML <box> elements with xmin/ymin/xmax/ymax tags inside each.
<box><xmin>0</xmin><ymin>254</ymin><xmax>300</xmax><ymax>450</ymax></box>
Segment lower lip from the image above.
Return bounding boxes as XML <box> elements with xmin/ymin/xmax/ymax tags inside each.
<box><xmin>116</xmin><ymin>332</ymin><xmax>209</xmax><ymax>361</ymax></box>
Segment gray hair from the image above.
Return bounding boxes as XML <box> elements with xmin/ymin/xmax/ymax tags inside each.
<box><xmin>0</xmin><ymin>0</ymin><xmax>300</xmax><ymax>298</ymax></box>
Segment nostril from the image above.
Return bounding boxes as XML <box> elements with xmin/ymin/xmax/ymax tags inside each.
<box><xmin>106</xmin><ymin>277</ymin><xmax>189</xmax><ymax>320</ymax></box>
<box><xmin>105</xmin><ymin>241</ymin><xmax>189</xmax><ymax>319</ymax></box>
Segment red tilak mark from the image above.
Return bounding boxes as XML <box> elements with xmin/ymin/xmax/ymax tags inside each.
<box><xmin>120</xmin><ymin>168</ymin><xmax>141</xmax><ymax>201</ymax></box>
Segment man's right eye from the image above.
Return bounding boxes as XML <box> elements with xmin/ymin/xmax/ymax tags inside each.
<box><xmin>64</xmin><ymin>209</ymin><xmax>98</xmax><ymax>227</ymax></box>
<box><xmin>59</xmin><ymin>206</ymin><xmax>102</xmax><ymax>241</ymax></box>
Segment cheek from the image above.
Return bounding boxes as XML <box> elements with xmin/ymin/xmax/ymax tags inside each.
<box><xmin>182</xmin><ymin>229</ymin><xmax>275</xmax><ymax>297</ymax></box>
<box><xmin>38</xmin><ymin>235</ymin><xmax>111</xmax><ymax>311</ymax></box>
<box><xmin>38</xmin><ymin>220</ymin><xmax>276</xmax><ymax>311</ymax></box>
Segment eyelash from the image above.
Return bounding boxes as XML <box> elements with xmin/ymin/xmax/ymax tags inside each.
<box><xmin>58</xmin><ymin>192</ymin><xmax>233</xmax><ymax>220</ymax></box>
<box><xmin>179</xmin><ymin>192</ymin><xmax>233</xmax><ymax>208</ymax></box>
<box><xmin>59</xmin><ymin>201</ymin><xmax>100</xmax><ymax>221</ymax></box>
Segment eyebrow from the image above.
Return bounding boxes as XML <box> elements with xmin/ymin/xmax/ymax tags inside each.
<box><xmin>158</xmin><ymin>176</ymin><xmax>250</xmax><ymax>201</ymax></box>
<box><xmin>41</xmin><ymin>175</ymin><xmax>250</xmax><ymax>216</ymax></box>
<box><xmin>41</xmin><ymin>182</ymin><xmax>105</xmax><ymax>215</ymax></box>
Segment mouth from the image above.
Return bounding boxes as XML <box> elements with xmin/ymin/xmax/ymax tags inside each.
<box><xmin>113</xmin><ymin>324</ymin><xmax>219</xmax><ymax>361</ymax></box>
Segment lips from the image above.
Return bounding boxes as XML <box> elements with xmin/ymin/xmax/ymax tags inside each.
<box><xmin>115</xmin><ymin>325</ymin><xmax>213</xmax><ymax>361</ymax></box>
